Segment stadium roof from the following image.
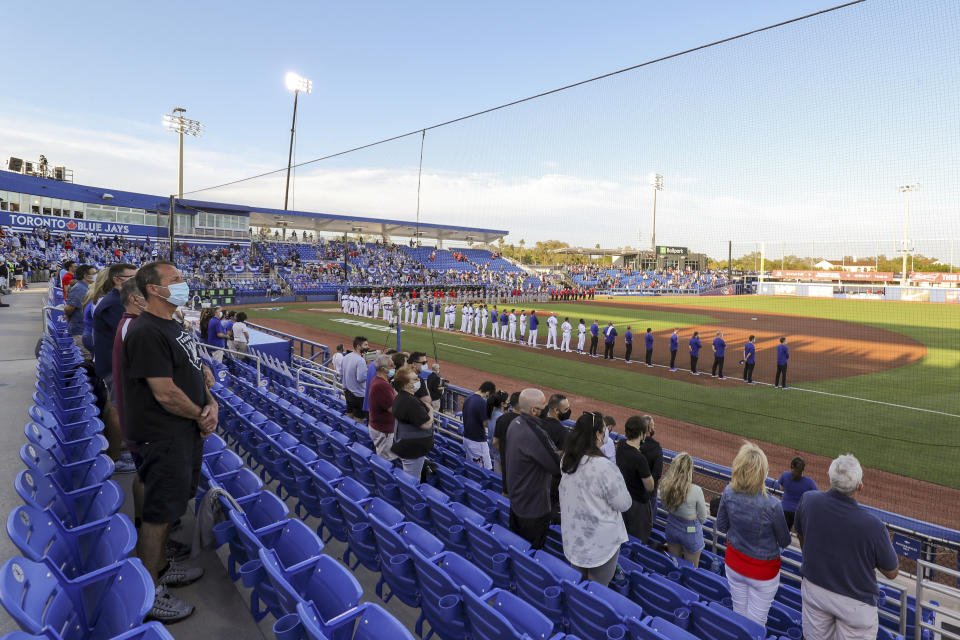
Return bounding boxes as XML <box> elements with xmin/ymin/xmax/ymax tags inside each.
<box><xmin>0</xmin><ymin>170</ymin><xmax>508</xmax><ymax>243</ymax></box>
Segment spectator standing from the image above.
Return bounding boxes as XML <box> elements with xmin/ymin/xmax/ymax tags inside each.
<box><xmin>659</xmin><ymin>452</ymin><xmax>707</xmax><ymax>567</ymax></box>
<box><xmin>669</xmin><ymin>329</ymin><xmax>679</xmax><ymax>371</ymax></box>
<box><xmin>559</xmin><ymin>411</ymin><xmax>632</xmax><ymax>586</ymax></box>
<box><xmin>341</xmin><ymin>336</ymin><xmax>369</xmax><ymax>419</ymax></box>
<box><xmin>624</xmin><ymin>326</ymin><xmax>633</xmax><ymax>363</ymax></box>
<box><xmin>599</xmin><ymin>415</ymin><xmax>617</xmax><ymax>462</ymax></box>
<box><xmin>505</xmin><ymin>389</ymin><xmax>559</xmax><ymax>548</ymax></box>
<box><xmin>716</xmin><ymin>443</ymin><xmax>791</xmax><ymax>627</ymax></box>
<box><xmin>493</xmin><ymin>391</ymin><xmax>520</xmax><ymax>492</ymax></box>
<box><xmin>367</xmin><ymin>355</ymin><xmax>398</xmax><ymax>461</ymax></box>
<box><xmin>638</xmin><ymin>416</ymin><xmax>663</xmax><ymax>494</ymax></box>
<box><xmin>538</xmin><ymin>393</ymin><xmax>571</xmax><ymax>451</ymax></box>
<box><xmin>81</xmin><ymin>270</ymin><xmax>111</xmax><ymax>356</ymax></box>
<box><xmin>742</xmin><ymin>335</ymin><xmax>756</xmax><ymax>384</ymax></box>
<box><xmin>775</xmin><ymin>336</ymin><xmax>789</xmax><ymax>389</ymax></box>
<box><xmin>60</xmin><ymin>260</ymin><xmax>77</xmax><ymax>291</ymax></box>
<box><xmin>408</xmin><ymin>351</ymin><xmax>433</xmax><ymax>408</ymax></box>
<box><xmin>795</xmin><ymin>455</ymin><xmax>898</xmax><ymax>640</ymax></box>
<box><xmin>205</xmin><ymin>308</ymin><xmax>227</xmax><ymax>362</ymax></box>
<box><xmin>123</xmin><ymin>261</ymin><xmax>212</xmax><ymax>621</ymax></box>
<box><xmin>231</xmin><ymin>312</ymin><xmax>250</xmax><ymax>357</ymax></box>
<box><xmin>617</xmin><ymin>416</ymin><xmax>656</xmax><ymax>543</ymax></box>
<box><xmin>331</xmin><ymin>344</ymin><xmax>345</xmax><ymax>377</ymax></box>
<box><xmin>462</xmin><ymin>381</ymin><xmax>497</xmax><ymax>469</ymax></box>
<box><xmin>64</xmin><ymin>265</ymin><xmax>95</xmax><ymax>358</ymax></box>
<box><xmin>391</xmin><ymin>365</ymin><xmax>435</xmax><ymax>480</ymax></box>
<box><xmin>644</xmin><ymin>328</ymin><xmax>654</xmax><ymax>366</ymax></box>
<box><xmin>93</xmin><ymin>262</ymin><xmax>138</xmax><ymax>468</ymax></box>
<box><xmin>779</xmin><ymin>456</ymin><xmax>817</xmax><ymax>530</ymax></box>
<box><xmin>426</xmin><ymin>363</ymin><xmax>444</xmax><ymax>412</ymax></box>
<box><xmin>589</xmin><ymin>320</ymin><xmax>599</xmax><ymax>357</ymax></box>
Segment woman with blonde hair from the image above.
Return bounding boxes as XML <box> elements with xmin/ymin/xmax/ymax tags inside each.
<box><xmin>81</xmin><ymin>269</ymin><xmax>112</xmax><ymax>355</ymax></box>
<box><xmin>717</xmin><ymin>442</ymin><xmax>791</xmax><ymax>628</ymax></box>
<box><xmin>659</xmin><ymin>452</ymin><xmax>707</xmax><ymax>568</ymax></box>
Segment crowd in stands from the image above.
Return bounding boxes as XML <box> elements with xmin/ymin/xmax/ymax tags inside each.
<box><xmin>331</xmin><ymin>329</ymin><xmax>901</xmax><ymax>638</ymax></box>
<box><xmin>566</xmin><ymin>264</ymin><xmax>729</xmax><ymax>292</ymax></box>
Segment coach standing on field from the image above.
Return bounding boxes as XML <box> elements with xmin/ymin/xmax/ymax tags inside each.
<box><xmin>669</xmin><ymin>329</ymin><xmax>679</xmax><ymax>371</ymax></box>
<box><xmin>743</xmin><ymin>335</ymin><xmax>756</xmax><ymax>384</ymax></box>
<box><xmin>603</xmin><ymin>322</ymin><xmax>617</xmax><ymax>360</ymax></box>
<box><xmin>711</xmin><ymin>330</ymin><xmax>726</xmax><ymax>379</ymax></box>
<box><xmin>689</xmin><ymin>331</ymin><xmax>702</xmax><ymax>375</ymax></box>
<box><xmin>124</xmin><ymin>260</ymin><xmax>212</xmax><ymax>620</ymax></box>
<box><xmin>644</xmin><ymin>328</ymin><xmax>654</xmax><ymax>367</ymax></box>
<box><xmin>775</xmin><ymin>337</ymin><xmax>789</xmax><ymax>389</ymax></box>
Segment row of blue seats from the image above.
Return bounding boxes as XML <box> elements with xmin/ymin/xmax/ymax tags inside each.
<box><xmin>216</xmin><ymin>367</ymin><xmax>807</xmax><ymax>640</ymax></box>
<box><xmin>221</xmin><ymin>354</ymin><xmax>926</xmax><ymax>640</ymax></box>
<box><xmin>1</xmin><ymin>303</ymin><xmax>173</xmax><ymax>640</ymax></box>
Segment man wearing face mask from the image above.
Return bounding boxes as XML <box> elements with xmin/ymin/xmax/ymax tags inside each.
<box><xmin>538</xmin><ymin>394</ymin><xmax>571</xmax><ymax>452</ymax></box>
<box><xmin>123</xmin><ymin>261</ymin><xmax>215</xmax><ymax>622</ymax></box>
<box><xmin>367</xmin><ymin>355</ymin><xmax>398</xmax><ymax>461</ymax></box>
<box><xmin>408</xmin><ymin>352</ymin><xmax>433</xmax><ymax>409</ymax></box>
<box><xmin>506</xmin><ymin>388</ymin><xmax>561</xmax><ymax>548</ymax></box>
<box><xmin>462</xmin><ymin>381</ymin><xmax>497</xmax><ymax>469</ymax></box>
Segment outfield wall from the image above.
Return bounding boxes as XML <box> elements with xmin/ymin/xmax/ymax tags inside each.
<box><xmin>759</xmin><ymin>282</ymin><xmax>960</xmax><ymax>303</ymax></box>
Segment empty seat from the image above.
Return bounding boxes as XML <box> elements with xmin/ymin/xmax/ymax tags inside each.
<box><xmin>561</xmin><ymin>580</ymin><xmax>645</xmax><ymax>639</ymax></box>
<box><xmin>6</xmin><ymin>504</ymin><xmax>136</xmax><ymax>580</ymax></box>
<box><xmin>629</xmin><ymin>571</ymin><xmax>699</xmax><ymax>624</ymax></box>
<box><xmin>625</xmin><ymin>616</ymin><xmax>699</xmax><ymax>640</ymax></box>
<box><xmin>368</xmin><ymin>517</ymin><xmax>444</xmax><ymax>607</ymax></box>
<box><xmin>410</xmin><ymin>546</ymin><xmax>493</xmax><ymax>640</ymax></box>
<box><xmin>463</xmin><ymin>520</ymin><xmax>530</xmax><ymax>590</ymax></box>
<box><xmin>0</xmin><ymin>556</ymin><xmax>153</xmax><ymax>640</ymax></box>
<box><xmin>15</xmin><ymin>470</ymin><xmax>123</xmax><ymax>530</ymax></box>
<box><xmin>461</xmin><ymin>587</ymin><xmax>559</xmax><ymax>640</ymax></box>
<box><xmin>508</xmin><ymin>547</ymin><xmax>581</xmax><ymax>627</ymax></box>
<box><xmin>682</xmin><ymin>601</ymin><xmax>765</xmax><ymax>640</ymax></box>
<box><xmin>257</xmin><ymin>549</ymin><xmax>363</xmax><ymax>625</ymax></box>
<box><xmin>283</xmin><ymin>601</ymin><xmax>416</xmax><ymax>640</ymax></box>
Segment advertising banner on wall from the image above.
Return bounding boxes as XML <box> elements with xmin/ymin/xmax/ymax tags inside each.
<box><xmin>909</xmin><ymin>272</ymin><xmax>960</xmax><ymax>284</ymax></box>
<box><xmin>771</xmin><ymin>270</ymin><xmax>894</xmax><ymax>282</ymax></box>
<box><xmin>773</xmin><ymin>284</ymin><xmax>797</xmax><ymax>296</ymax></box>
<box><xmin>0</xmin><ymin>211</ymin><xmax>166</xmax><ymax>238</ymax></box>
<box><xmin>900</xmin><ymin>289</ymin><xmax>931</xmax><ymax>302</ymax></box>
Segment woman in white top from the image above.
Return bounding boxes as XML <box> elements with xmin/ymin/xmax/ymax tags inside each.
<box><xmin>659</xmin><ymin>452</ymin><xmax>707</xmax><ymax>568</ymax></box>
<box><xmin>559</xmin><ymin>411</ymin><xmax>632</xmax><ymax>586</ymax></box>
<box><xmin>231</xmin><ymin>311</ymin><xmax>250</xmax><ymax>357</ymax></box>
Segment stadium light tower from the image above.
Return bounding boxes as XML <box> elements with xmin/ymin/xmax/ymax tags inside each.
<box><xmin>284</xmin><ymin>71</ymin><xmax>312</xmax><ymax>210</ymax></box>
<box><xmin>898</xmin><ymin>183</ymin><xmax>919</xmax><ymax>285</ymax></box>
<box><xmin>650</xmin><ymin>173</ymin><xmax>664</xmax><ymax>252</ymax></box>
<box><xmin>163</xmin><ymin>107</ymin><xmax>203</xmax><ymax>199</ymax></box>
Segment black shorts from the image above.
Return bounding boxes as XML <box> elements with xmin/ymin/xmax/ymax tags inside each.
<box><xmin>344</xmin><ymin>389</ymin><xmax>368</xmax><ymax>419</ymax></box>
<box><xmin>137</xmin><ymin>432</ymin><xmax>203</xmax><ymax>524</ymax></box>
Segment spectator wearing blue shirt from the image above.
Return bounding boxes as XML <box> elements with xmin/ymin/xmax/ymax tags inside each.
<box><xmin>644</xmin><ymin>328</ymin><xmax>654</xmax><ymax>367</ymax></box>
<box><xmin>775</xmin><ymin>336</ymin><xmax>789</xmax><ymax>389</ymax></box>
<box><xmin>589</xmin><ymin>320</ymin><xmax>600</xmax><ymax>357</ymax></box>
<box><xmin>462</xmin><ymin>381</ymin><xmax>497</xmax><ymax>470</ymax></box>
<box><xmin>794</xmin><ymin>455</ymin><xmax>898</xmax><ymax>639</ymax></box>
<box><xmin>602</xmin><ymin>322</ymin><xmax>617</xmax><ymax>360</ymax></box>
<box><xmin>669</xmin><ymin>329</ymin><xmax>679</xmax><ymax>371</ymax></box>
<box><xmin>742</xmin><ymin>335</ymin><xmax>757</xmax><ymax>383</ymax></box>
<box><xmin>711</xmin><ymin>330</ymin><xmax>727</xmax><ymax>379</ymax></box>
<box><xmin>778</xmin><ymin>457</ymin><xmax>817</xmax><ymax>530</ymax></box>
<box><xmin>527</xmin><ymin>311</ymin><xmax>539</xmax><ymax>347</ymax></box>
<box><xmin>688</xmin><ymin>331</ymin><xmax>701</xmax><ymax>375</ymax></box>
<box><xmin>206</xmin><ymin>311</ymin><xmax>227</xmax><ymax>362</ymax></box>
<box><xmin>64</xmin><ymin>264</ymin><xmax>94</xmax><ymax>358</ymax></box>
<box><xmin>623</xmin><ymin>327</ymin><xmax>633</xmax><ymax>363</ymax></box>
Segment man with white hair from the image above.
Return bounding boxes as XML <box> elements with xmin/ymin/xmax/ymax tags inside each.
<box><xmin>794</xmin><ymin>454</ymin><xmax>898</xmax><ymax>640</ymax></box>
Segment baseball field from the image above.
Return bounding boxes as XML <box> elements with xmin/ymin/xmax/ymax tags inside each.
<box><xmin>241</xmin><ymin>295</ymin><xmax>960</xmax><ymax>491</ymax></box>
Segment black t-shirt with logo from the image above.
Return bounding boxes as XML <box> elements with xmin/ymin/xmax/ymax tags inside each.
<box><xmin>616</xmin><ymin>440</ymin><xmax>653</xmax><ymax>503</ymax></box>
<box><xmin>123</xmin><ymin>311</ymin><xmax>207</xmax><ymax>442</ymax></box>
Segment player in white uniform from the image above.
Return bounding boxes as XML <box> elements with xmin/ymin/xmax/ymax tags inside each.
<box><xmin>561</xmin><ymin>318</ymin><xmax>572</xmax><ymax>352</ymax></box>
<box><xmin>475</xmin><ymin>305</ymin><xmax>484</xmax><ymax>336</ymax></box>
<box><xmin>546</xmin><ymin>313</ymin><xmax>559</xmax><ymax>350</ymax></box>
<box><xmin>577</xmin><ymin>320</ymin><xmax>587</xmax><ymax>353</ymax></box>
<box><xmin>416</xmin><ymin>300</ymin><xmax>424</xmax><ymax>326</ymax></box>
<box><xmin>508</xmin><ymin>310</ymin><xmax>517</xmax><ymax>342</ymax></box>
<box><xmin>479</xmin><ymin>305</ymin><xmax>488</xmax><ymax>337</ymax></box>
<box><xmin>519</xmin><ymin>311</ymin><xmax>527</xmax><ymax>340</ymax></box>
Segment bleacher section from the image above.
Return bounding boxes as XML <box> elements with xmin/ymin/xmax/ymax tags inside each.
<box><xmin>566</xmin><ymin>267</ymin><xmax>728</xmax><ymax>293</ymax></box>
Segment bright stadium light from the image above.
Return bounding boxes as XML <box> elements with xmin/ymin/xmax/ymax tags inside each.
<box><xmin>284</xmin><ymin>72</ymin><xmax>313</xmax><ymax>211</ymax></box>
<box><xmin>163</xmin><ymin>107</ymin><xmax>203</xmax><ymax>199</ymax></box>
<box><xmin>649</xmin><ymin>173</ymin><xmax>664</xmax><ymax>253</ymax></box>
<box><xmin>898</xmin><ymin>183</ymin><xmax>919</xmax><ymax>285</ymax></box>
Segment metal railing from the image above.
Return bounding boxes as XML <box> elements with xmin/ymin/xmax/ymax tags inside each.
<box><xmin>915</xmin><ymin>560</ymin><xmax>960</xmax><ymax>640</ymax></box>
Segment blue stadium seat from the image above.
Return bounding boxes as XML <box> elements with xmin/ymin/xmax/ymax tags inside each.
<box><xmin>15</xmin><ymin>470</ymin><xmax>123</xmax><ymax>529</ymax></box>
<box><xmin>681</xmin><ymin>601</ymin><xmax>765</xmax><ymax>640</ymax></box>
<box><xmin>409</xmin><ymin>546</ymin><xmax>493</xmax><ymax>640</ymax></box>
<box><xmin>629</xmin><ymin>571</ymin><xmax>699</xmax><ymax>624</ymax></box>
<box><xmin>286</xmin><ymin>600</ymin><xmax>416</xmax><ymax>640</ymax></box>
<box><xmin>393</xmin><ymin>472</ymin><xmax>433</xmax><ymax>531</ymax></box>
<box><xmin>19</xmin><ymin>446</ymin><xmax>114</xmax><ymax>495</ymax></box>
<box><xmin>675</xmin><ymin>566</ymin><xmax>731</xmax><ymax>604</ymax></box>
<box><xmin>368</xmin><ymin>455</ymin><xmax>403</xmax><ymax>510</ymax></box>
<box><xmin>6</xmin><ymin>504</ymin><xmax>136</xmax><ymax>580</ymax></box>
<box><xmin>342</xmin><ymin>495</ymin><xmax>403</xmax><ymax>572</ymax></box>
<box><xmin>561</xmin><ymin>580</ymin><xmax>645</xmax><ymax>639</ymax></box>
<box><xmin>257</xmin><ymin>549</ymin><xmax>363</xmax><ymax>627</ymax></box>
<box><xmin>461</xmin><ymin>587</ymin><xmax>561</xmax><ymax>640</ymax></box>
<box><xmin>508</xmin><ymin>547</ymin><xmax>581</xmax><ymax>627</ymax></box>
<box><xmin>0</xmin><ymin>556</ymin><xmax>153</xmax><ymax>640</ymax></box>
<box><xmin>462</xmin><ymin>520</ymin><xmax>531</xmax><ymax>590</ymax></box>
<box><xmin>368</xmin><ymin>516</ymin><xmax>443</xmax><ymax>607</ymax></box>
<box><xmin>425</xmin><ymin>496</ymin><xmax>483</xmax><ymax>558</ymax></box>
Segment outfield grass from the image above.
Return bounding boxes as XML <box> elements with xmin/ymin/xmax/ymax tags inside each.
<box><xmin>244</xmin><ymin>298</ymin><xmax>960</xmax><ymax>487</ymax></box>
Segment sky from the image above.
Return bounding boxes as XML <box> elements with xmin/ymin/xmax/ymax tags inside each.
<box><xmin>2</xmin><ymin>0</ymin><xmax>959</xmax><ymax>259</ymax></box>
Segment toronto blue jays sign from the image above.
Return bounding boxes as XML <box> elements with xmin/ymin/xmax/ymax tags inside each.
<box><xmin>0</xmin><ymin>211</ymin><xmax>165</xmax><ymax>238</ymax></box>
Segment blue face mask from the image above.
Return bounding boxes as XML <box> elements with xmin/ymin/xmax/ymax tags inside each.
<box><xmin>161</xmin><ymin>282</ymin><xmax>190</xmax><ymax>307</ymax></box>
<box><xmin>387</xmin><ymin>368</ymin><xmax>396</xmax><ymax>378</ymax></box>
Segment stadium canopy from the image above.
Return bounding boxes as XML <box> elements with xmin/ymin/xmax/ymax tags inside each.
<box><xmin>179</xmin><ymin>198</ymin><xmax>508</xmax><ymax>244</ymax></box>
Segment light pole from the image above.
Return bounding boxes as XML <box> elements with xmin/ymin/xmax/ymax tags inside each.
<box><xmin>284</xmin><ymin>72</ymin><xmax>312</xmax><ymax>210</ymax></box>
<box><xmin>650</xmin><ymin>173</ymin><xmax>663</xmax><ymax>253</ymax></box>
<box><xmin>163</xmin><ymin>108</ymin><xmax>202</xmax><ymax>261</ymax></box>
<box><xmin>898</xmin><ymin>183</ymin><xmax>919</xmax><ymax>285</ymax></box>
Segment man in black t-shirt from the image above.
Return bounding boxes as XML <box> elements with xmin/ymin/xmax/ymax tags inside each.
<box><xmin>123</xmin><ymin>260</ymin><xmax>217</xmax><ymax>622</ymax></box>
<box><xmin>538</xmin><ymin>393</ymin><xmax>570</xmax><ymax>451</ymax></box>
<box><xmin>618</xmin><ymin>416</ymin><xmax>656</xmax><ymax>543</ymax></box>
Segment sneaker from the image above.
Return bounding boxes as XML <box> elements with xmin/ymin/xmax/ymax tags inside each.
<box><xmin>646</xmin><ymin>364</ymin><xmax>653</xmax><ymax>368</ymax></box>
<box><xmin>719</xmin><ymin>377</ymin><xmax>726</xmax><ymax>380</ymax></box>
<box><xmin>114</xmin><ymin>458</ymin><xmax>137</xmax><ymax>473</ymax></box>
<box><xmin>166</xmin><ymin>539</ymin><xmax>192</xmax><ymax>561</ymax></box>
<box><xmin>148</xmin><ymin>585</ymin><xmax>195</xmax><ymax>623</ymax></box>
<box><xmin>159</xmin><ymin>559</ymin><xmax>204</xmax><ymax>587</ymax></box>
<box><xmin>669</xmin><ymin>368</ymin><xmax>677</xmax><ymax>372</ymax></box>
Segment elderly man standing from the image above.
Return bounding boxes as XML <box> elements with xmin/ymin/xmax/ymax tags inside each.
<box><xmin>367</xmin><ymin>355</ymin><xmax>398</xmax><ymax>460</ymax></box>
<box><xmin>505</xmin><ymin>388</ymin><xmax>560</xmax><ymax>549</ymax></box>
<box><xmin>794</xmin><ymin>454</ymin><xmax>898</xmax><ymax>640</ymax></box>
<box><xmin>341</xmin><ymin>336</ymin><xmax>370</xmax><ymax>420</ymax></box>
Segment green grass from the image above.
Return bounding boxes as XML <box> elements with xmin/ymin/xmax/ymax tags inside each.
<box><xmin>244</xmin><ymin>298</ymin><xmax>960</xmax><ymax>488</ymax></box>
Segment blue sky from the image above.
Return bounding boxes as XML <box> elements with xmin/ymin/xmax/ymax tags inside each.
<box><xmin>2</xmin><ymin>0</ymin><xmax>958</xmax><ymax>259</ymax></box>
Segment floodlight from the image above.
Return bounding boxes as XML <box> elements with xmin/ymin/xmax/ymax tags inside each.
<box><xmin>285</xmin><ymin>72</ymin><xmax>313</xmax><ymax>94</ymax></box>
